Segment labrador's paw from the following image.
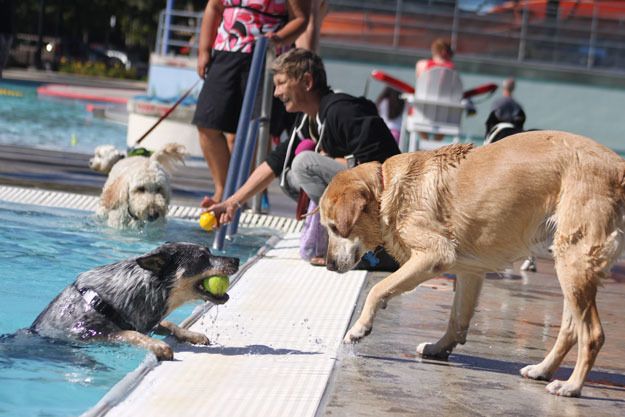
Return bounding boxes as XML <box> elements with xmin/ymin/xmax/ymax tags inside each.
<box><xmin>343</xmin><ymin>322</ymin><xmax>371</xmax><ymax>343</ymax></box>
<box><xmin>416</xmin><ymin>342</ymin><xmax>451</xmax><ymax>360</ymax></box>
<box><xmin>545</xmin><ymin>379</ymin><xmax>581</xmax><ymax>397</ymax></box>
<box><xmin>520</xmin><ymin>364</ymin><xmax>550</xmax><ymax>381</ymax></box>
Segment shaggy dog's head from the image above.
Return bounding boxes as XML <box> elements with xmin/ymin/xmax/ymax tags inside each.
<box><xmin>89</xmin><ymin>145</ymin><xmax>125</xmax><ymax>174</ymax></box>
<box><xmin>97</xmin><ymin>143</ymin><xmax>186</xmax><ymax>229</ymax></box>
<box><xmin>125</xmin><ymin>160</ymin><xmax>171</xmax><ymax>224</ymax></box>
<box><xmin>99</xmin><ymin>158</ymin><xmax>171</xmax><ymax>228</ymax></box>
<box><xmin>320</xmin><ymin>162</ymin><xmax>384</xmax><ymax>273</ymax></box>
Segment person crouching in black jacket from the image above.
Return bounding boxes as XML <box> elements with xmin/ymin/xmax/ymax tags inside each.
<box><xmin>206</xmin><ymin>48</ymin><xmax>400</xmax><ymax>225</ymax></box>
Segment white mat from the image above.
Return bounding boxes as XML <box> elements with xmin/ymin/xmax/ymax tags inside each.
<box><xmin>104</xmin><ymin>234</ymin><xmax>366</xmax><ymax>417</ymax></box>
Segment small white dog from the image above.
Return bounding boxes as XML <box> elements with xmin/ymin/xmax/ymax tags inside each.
<box><xmin>89</xmin><ymin>145</ymin><xmax>126</xmax><ymax>174</ymax></box>
<box><xmin>96</xmin><ymin>143</ymin><xmax>187</xmax><ymax>229</ymax></box>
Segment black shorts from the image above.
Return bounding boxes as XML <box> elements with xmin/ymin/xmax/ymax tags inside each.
<box><xmin>193</xmin><ymin>49</ymin><xmax>292</xmax><ymax>136</ymax></box>
<box><xmin>193</xmin><ymin>50</ymin><xmax>254</xmax><ymax>133</ymax></box>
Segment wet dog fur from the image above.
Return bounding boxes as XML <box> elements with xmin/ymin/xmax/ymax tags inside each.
<box><xmin>89</xmin><ymin>145</ymin><xmax>126</xmax><ymax>174</ymax></box>
<box><xmin>319</xmin><ymin>130</ymin><xmax>625</xmax><ymax>397</ymax></box>
<box><xmin>30</xmin><ymin>242</ymin><xmax>239</xmax><ymax>360</ymax></box>
<box><xmin>96</xmin><ymin>143</ymin><xmax>186</xmax><ymax>229</ymax></box>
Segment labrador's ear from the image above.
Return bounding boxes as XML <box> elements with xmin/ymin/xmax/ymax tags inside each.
<box><xmin>335</xmin><ymin>190</ymin><xmax>368</xmax><ymax>238</ymax></box>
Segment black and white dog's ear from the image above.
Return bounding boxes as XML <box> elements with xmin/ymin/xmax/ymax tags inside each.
<box><xmin>136</xmin><ymin>253</ymin><xmax>168</xmax><ymax>273</ymax></box>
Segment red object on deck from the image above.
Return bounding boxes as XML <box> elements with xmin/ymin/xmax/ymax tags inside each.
<box><xmin>36</xmin><ymin>84</ymin><xmax>130</xmax><ymax>104</ymax></box>
<box><xmin>371</xmin><ymin>70</ymin><xmax>415</xmax><ymax>94</ymax></box>
<box><xmin>371</xmin><ymin>70</ymin><xmax>497</xmax><ymax>99</ymax></box>
<box><xmin>462</xmin><ymin>83</ymin><xmax>498</xmax><ymax>99</ymax></box>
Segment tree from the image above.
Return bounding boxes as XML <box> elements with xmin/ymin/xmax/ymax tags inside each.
<box><xmin>13</xmin><ymin>0</ymin><xmax>204</xmax><ymax>60</ymax></box>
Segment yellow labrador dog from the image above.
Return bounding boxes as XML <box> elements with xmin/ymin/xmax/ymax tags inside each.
<box><xmin>319</xmin><ymin>130</ymin><xmax>625</xmax><ymax>397</ymax></box>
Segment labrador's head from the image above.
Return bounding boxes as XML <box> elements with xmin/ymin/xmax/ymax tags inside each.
<box><xmin>320</xmin><ymin>162</ymin><xmax>384</xmax><ymax>273</ymax></box>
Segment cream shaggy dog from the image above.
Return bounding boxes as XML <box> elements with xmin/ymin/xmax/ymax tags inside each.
<box><xmin>97</xmin><ymin>143</ymin><xmax>186</xmax><ymax>229</ymax></box>
<box><xmin>319</xmin><ymin>131</ymin><xmax>625</xmax><ymax>397</ymax></box>
<box><xmin>89</xmin><ymin>145</ymin><xmax>126</xmax><ymax>174</ymax></box>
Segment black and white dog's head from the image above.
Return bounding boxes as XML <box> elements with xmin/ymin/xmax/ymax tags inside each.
<box><xmin>30</xmin><ymin>242</ymin><xmax>239</xmax><ymax>341</ymax></box>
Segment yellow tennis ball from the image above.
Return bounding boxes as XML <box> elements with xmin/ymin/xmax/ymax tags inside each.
<box><xmin>199</xmin><ymin>211</ymin><xmax>217</xmax><ymax>231</ymax></box>
<box><xmin>202</xmin><ymin>275</ymin><xmax>229</xmax><ymax>297</ymax></box>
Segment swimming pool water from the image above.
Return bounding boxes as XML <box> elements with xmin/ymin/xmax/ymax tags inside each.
<box><xmin>0</xmin><ymin>80</ymin><xmax>127</xmax><ymax>154</ymax></box>
<box><xmin>0</xmin><ymin>201</ymin><xmax>271</xmax><ymax>417</ymax></box>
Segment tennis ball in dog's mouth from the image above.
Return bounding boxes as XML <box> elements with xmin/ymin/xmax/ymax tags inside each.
<box><xmin>199</xmin><ymin>211</ymin><xmax>217</xmax><ymax>231</ymax></box>
<box><xmin>202</xmin><ymin>275</ymin><xmax>229</xmax><ymax>297</ymax></box>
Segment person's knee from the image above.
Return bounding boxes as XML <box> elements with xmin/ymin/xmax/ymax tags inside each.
<box><xmin>291</xmin><ymin>151</ymin><xmax>317</xmax><ymax>177</ymax></box>
<box><xmin>198</xmin><ymin>127</ymin><xmax>224</xmax><ymax>142</ymax></box>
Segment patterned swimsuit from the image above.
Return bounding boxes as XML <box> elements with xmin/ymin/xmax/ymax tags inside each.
<box><xmin>214</xmin><ymin>0</ymin><xmax>289</xmax><ymax>53</ymax></box>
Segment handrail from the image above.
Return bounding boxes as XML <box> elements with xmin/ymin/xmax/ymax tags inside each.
<box><xmin>251</xmin><ymin>46</ymin><xmax>276</xmax><ymax>213</ymax></box>
<box><xmin>227</xmin><ymin>119</ymin><xmax>260</xmax><ymax>238</ymax></box>
<box><xmin>213</xmin><ymin>37</ymin><xmax>269</xmax><ymax>251</ymax></box>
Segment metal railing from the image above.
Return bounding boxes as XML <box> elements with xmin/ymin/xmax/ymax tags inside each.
<box><xmin>155</xmin><ymin>9</ymin><xmax>203</xmax><ymax>57</ymax></box>
<box><xmin>155</xmin><ymin>2</ymin><xmax>625</xmax><ymax>72</ymax></box>
<box><xmin>153</xmin><ymin>10</ymin><xmax>275</xmax><ymax>249</ymax></box>
<box><xmin>323</xmin><ymin>0</ymin><xmax>625</xmax><ymax>72</ymax></box>
<box><xmin>212</xmin><ymin>37</ymin><xmax>272</xmax><ymax>251</ymax></box>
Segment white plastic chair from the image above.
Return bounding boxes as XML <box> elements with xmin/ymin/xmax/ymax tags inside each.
<box><xmin>399</xmin><ymin>67</ymin><xmax>467</xmax><ymax>152</ymax></box>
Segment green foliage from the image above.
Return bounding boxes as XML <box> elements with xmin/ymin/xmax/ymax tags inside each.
<box><xmin>58</xmin><ymin>58</ymin><xmax>141</xmax><ymax>80</ymax></box>
<box><xmin>12</xmin><ymin>0</ymin><xmax>194</xmax><ymax>56</ymax></box>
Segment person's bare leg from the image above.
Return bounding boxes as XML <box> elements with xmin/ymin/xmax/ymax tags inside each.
<box><xmin>198</xmin><ymin>127</ymin><xmax>231</xmax><ymax>202</ymax></box>
<box><xmin>225</xmin><ymin>132</ymin><xmax>236</xmax><ymax>153</ymax></box>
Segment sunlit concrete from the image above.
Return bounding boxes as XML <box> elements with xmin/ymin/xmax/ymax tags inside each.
<box><xmin>320</xmin><ymin>258</ymin><xmax>625</xmax><ymax>416</ymax></box>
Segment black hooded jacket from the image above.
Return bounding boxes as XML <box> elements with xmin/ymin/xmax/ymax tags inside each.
<box><xmin>265</xmin><ymin>91</ymin><xmax>401</xmax><ymax>176</ymax></box>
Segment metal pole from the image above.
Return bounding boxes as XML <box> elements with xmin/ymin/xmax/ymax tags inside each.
<box><xmin>251</xmin><ymin>46</ymin><xmax>276</xmax><ymax>213</ymax></box>
<box><xmin>228</xmin><ymin>119</ymin><xmax>260</xmax><ymax>237</ymax></box>
<box><xmin>392</xmin><ymin>0</ymin><xmax>403</xmax><ymax>48</ymax></box>
<box><xmin>35</xmin><ymin>0</ymin><xmax>45</xmax><ymax>69</ymax></box>
<box><xmin>451</xmin><ymin>0</ymin><xmax>459</xmax><ymax>51</ymax></box>
<box><xmin>213</xmin><ymin>37</ymin><xmax>268</xmax><ymax>251</ymax></box>
<box><xmin>155</xmin><ymin>11</ymin><xmax>164</xmax><ymax>55</ymax></box>
<box><xmin>161</xmin><ymin>0</ymin><xmax>174</xmax><ymax>55</ymax></box>
<box><xmin>587</xmin><ymin>2</ymin><xmax>598</xmax><ymax>68</ymax></box>
<box><xmin>518</xmin><ymin>3</ymin><xmax>528</xmax><ymax>61</ymax></box>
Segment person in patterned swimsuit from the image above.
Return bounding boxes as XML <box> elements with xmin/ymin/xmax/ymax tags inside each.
<box><xmin>192</xmin><ymin>0</ymin><xmax>309</xmax><ymax>205</ymax></box>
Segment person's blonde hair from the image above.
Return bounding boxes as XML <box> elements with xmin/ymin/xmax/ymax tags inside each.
<box><xmin>502</xmin><ymin>78</ymin><xmax>516</xmax><ymax>93</ymax></box>
<box><xmin>272</xmin><ymin>48</ymin><xmax>328</xmax><ymax>93</ymax></box>
<box><xmin>431</xmin><ymin>38</ymin><xmax>454</xmax><ymax>60</ymax></box>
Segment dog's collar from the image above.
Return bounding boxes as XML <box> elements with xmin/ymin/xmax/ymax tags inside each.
<box><xmin>73</xmin><ymin>283</ymin><xmax>135</xmax><ymax>331</ymax></box>
<box><xmin>126</xmin><ymin>189</ymin><xmax>140</xmax><ymax>221</ymax></box>
<box><xmin>127</xmin><ymin>205</ymin><xmax>139</xmax><ymax>221</ymax></box>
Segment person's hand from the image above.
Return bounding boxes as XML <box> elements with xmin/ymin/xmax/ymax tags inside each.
<box><xmin>205</xmin><ymin>198</ymin><xmax>240</xmax><ymax>226</ymax></box>
<box><xmin>197</xmin><ymin>50</ymin><xmax>211</xmax><ymax>79</ymax></box>
<box><xmin>266</xmin><ymin>32</ymin><xmax>284</xmax><ymax>46</ymax></box>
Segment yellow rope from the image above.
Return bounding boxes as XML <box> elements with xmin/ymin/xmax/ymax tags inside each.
<box><xmin>0</xmin><ymin>88</ymin><xmax>23</xmax><ymax>97</ymax></box>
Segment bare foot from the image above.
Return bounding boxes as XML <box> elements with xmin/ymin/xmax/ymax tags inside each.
<box><xmin>310</xmin><ymin>256</ymin><xmax>326</xmax><ymax>267</ymax></box>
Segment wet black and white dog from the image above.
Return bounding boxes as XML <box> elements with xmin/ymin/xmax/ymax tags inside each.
<box><xmin>30</xmin><ymin>242</ymin><xmax>239</xmax><ymax>360</ymax></box>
